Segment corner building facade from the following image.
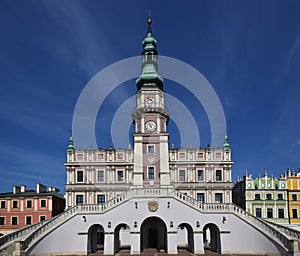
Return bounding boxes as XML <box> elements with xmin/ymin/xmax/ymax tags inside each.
<box><xmin>65</xmin><ymin>20</ymin><xmax>233</xmax><ymax>208</ymax></box>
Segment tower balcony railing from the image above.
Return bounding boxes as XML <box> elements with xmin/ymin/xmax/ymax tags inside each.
<box><xmin>1</xmin><ymin>187</ymin><xmax>299</xmax><ymax>254</ymax></box>
<box><xmin>132</xmin><ymin>104</ymin><xmax>169</xmax><ymax>118</ymax></box>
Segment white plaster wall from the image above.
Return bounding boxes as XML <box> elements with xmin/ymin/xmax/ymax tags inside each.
<box><xmin>30</xmin><ymin>197</ymin><xmax>285</xmax><ymax>255</ymax></box>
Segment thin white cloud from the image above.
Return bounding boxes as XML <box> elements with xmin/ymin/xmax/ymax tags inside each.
<box><xmin>0</xmin><ymin>145</ymin><xmax>65</xmax><ymax>190</ymax></box>
<box><xmin>39</xmin><ymin>1</ymin><xmax>116</xmax><ymax>76</ymax></box>
<box><xmin>0</xmin><ymin>146</ymin><xmax>61</xmax><ymax>167</ymax></box>
<box><xmin>0</xmin><ymin>91</ymin><xmax>69</xmax><ymax>136</ymax></box>
<box><xmin>285</xmin><ymin>33</ymin><xmax>300</xmax><ymax>70</ymax></box>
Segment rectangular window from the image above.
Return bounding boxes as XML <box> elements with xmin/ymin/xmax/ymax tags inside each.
<box><xmin>97</xmin><ymin>195</ymin><xmax>105</xmax><ymax>204</ymax></box>
<box><xmin>267</xmin><ymin>208</ymin><xmax>273</xmax><ymax>218</ymax></box>
<box><xmin>215</xmin><ymin>153</ymin><xmax>221</xmax><ymax>159</ymax></box>
<box><xmin>255</xmin><ymin>194</ymin><xmax>261</xmax><ymax>200</ymax></box>
<box><xmin>255</xmin><ymin>208</ymin><xmax>262</xmax><ymax>218</ymax></box>
<box><xmin>292</xmin><ymin>194</ymin><xmax>297</xmax><ymax>201</ymax></box>
<box><xmin>77</xmin><ymin>170</ymin><xmax>84</xmax><ymax>182</ymax></box>
<box><xmin>117</xmin><ymin>170</ymin><xmax>124</xmax><ymax>182</ymax></box>
<box><xmin>0</xmin><ymin>201</ymin><xmax>5</xmax><ymax>209</ymax></box>
<box><xmin>11</xmin><ymin>217</ymin><xmax>18</xmax><ymax>225</ymax></box>
<box><xmin>40</xmin><ymin>200</ymin><xmax>46</xmax><ymax>208</ymax></box>
<box><xmin>292</xmin><ymin>209</ymin><xmax>298</xmax><ymax>218</ymax></box>
<box><xmin>97</xmin><ymin>170</ymin><xmax>104</xmax><ymax>182</ymax></box>
<box><xmin>197</xmin><ymin>193</ymin><xmax>205</xmax><ymax>203</ymax></box>
<box><xmin>216</xmin><ymin>170</ymin><xmax>222</xmax><ymax>181</ymax></box>
<box><xmin>147</xmin><ymin>145</ymin><xmax>155</xmax><ymax>154</ymax></box>
<box><xmin>215</xmin><ymin>193</ymin><xmax>223</xmax><ymax>203</ymax></box>
<box><xmin>197</xmin><ymin>153</ymin><xmax>204</xmax><ymax>159</ymax></box>
<box><xmin>197</xmin><ymin>170</ymin><xmax>203</xmax><ymax>181</ymax></box>
<box><xmin>179</xmin><ymin>170</ymin><xmax>185</xmax><ymax>182</ymax></box>
<box><xmin>12</xmin><ymin>200</ymin><xmax>18</xmax><ymax>208</ymax></box>
<box><xmin>77</xmin><ymin>153</ymin><xmax>84</xmax><ymax>161</ymax></box>
<box><xmin>148</xmin><ymin>167</ymin><xmax>155</xmax><ymax>179</ymax></box>
<box><xmin>76</xmin><ymin>195</ymin><xmax>84</xmax><ymax>205</ymax></box>
<box><xmin>0</xmin><ymin>217</ymin><xmax>5</xmax><ymax>225</ymax></box>
<box><xmin>277</xmin><ymin>194</ymin><xmax>283</xmax><ymax>200</ymax></box>
<box><xmin>266</xmin><ymin>193</ymin><xmax>272</xmax><ymax>200</ymax></box>
<box><xmin>278</xmin><ymin>209</ymin><xmax>284</xmax><ymax>219</ymax></box>
<box><xmin>40</xmin><ymin>216</ymin><xmax>46</xmax><ymax>222</ymax></box>
<box><xmin>26</xmin><ymin>200</ymin><xmax>32</xmax><ymax>208</ymax></box>
<box><xmin>179</xmin><ymin>153</ymin><xmax>185</xmax><ymax>159</ymax></box>
<box><xmin>26</xmin><ymin>216</ymin><xmax>32</xmax><ymax>225</ymax></box>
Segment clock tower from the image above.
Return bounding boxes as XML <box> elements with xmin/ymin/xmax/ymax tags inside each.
<box><xmin>132</xmin><ymin>17</ymin><xmax>171</xmax><ymax>188</ymax></box>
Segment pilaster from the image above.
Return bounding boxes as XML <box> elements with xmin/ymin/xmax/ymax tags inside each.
<box><xmin>130</xmin><ymin>232</ymin><xmax>141</xmax><ymax>254</ymax></box>
<box><xmin>104</xmin><ymin>232</ymin><xmax>114</xmax><ymax>255</ymax></box>
<box><xmin>194</xmin><ymin>231</ymin><xmax>205</xmax><ymax>254</ymax></box>
<box><xmin>167</xmin><ymin>231</ymin><xmax>177</xmax><ymax>254</ymax></box>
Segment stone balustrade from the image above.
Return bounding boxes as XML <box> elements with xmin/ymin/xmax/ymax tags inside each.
<box><xmin>0</xmin><ymin>187</ymin><xmax>299</xmax><ymax>255</ymax></box>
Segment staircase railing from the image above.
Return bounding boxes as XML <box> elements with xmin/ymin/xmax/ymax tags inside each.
<box><xmin>170</xmin><ymin>189</ymin><xmax>299</xmax><ymax>252</ymax></box>
<box><xmin>1</xmin><ymin>187</ymin><xmax>299</xmax><ymax>254</ymax></box>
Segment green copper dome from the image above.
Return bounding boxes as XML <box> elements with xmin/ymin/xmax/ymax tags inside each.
<box><xmin>67</xmin><ymin>136</ymin><xmax>75</xmax><ymax>151</ymax></box>
<box><xmin>136</xmin><ymin>17</ymin><xmax>163</xmax><ymax>91</ymax></box>
<box><xmin>223</xmin><ymin>135</ymin><xmax>231</xmax><ymax>149</ymax></box>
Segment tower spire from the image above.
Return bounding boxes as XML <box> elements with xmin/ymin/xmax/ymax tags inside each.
<box><xmin>136</xmin><ymin>15</ymin><xmax>163</xmax><ymax>91</ymax></box>
<box><xmin>147</xmin><ymin>11</ymin><xmax>152</xmax><ymax>33</ymax></box>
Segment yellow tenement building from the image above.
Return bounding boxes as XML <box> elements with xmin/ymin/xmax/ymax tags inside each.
<box><xmin>287</xmin><ymin>169</ymin><xmax>300</xmax><ymax>224</ymax></box>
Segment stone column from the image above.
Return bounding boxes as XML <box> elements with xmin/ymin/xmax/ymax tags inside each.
<box><xmin>104</xmin><ymin>232</ymin><xmax>114</xmax><ymax>255</ymax></box>
<box><xmin>194</xmin><ymin>231</ymin><xmax>204</xmax><ymax>254</ymax></box>
<box><xmin>167</xmin><ymin>231</ymin><xmax>177</xmax><ymax>254</ymax></box>
<box><xmin>130</xmin><ymin>232</ymin><xmax>141</xmax><ymax>254</ymax></box>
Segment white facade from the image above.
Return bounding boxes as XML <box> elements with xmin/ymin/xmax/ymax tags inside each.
<box><xmin>29</xmin><ymin>193</ymin><xmax>288</xmax><ymax>255</ymax></box>
<box><xmin>65</xmin><ymin>146</ymin><xmax>233</xmax><ymax>208</ymax></box>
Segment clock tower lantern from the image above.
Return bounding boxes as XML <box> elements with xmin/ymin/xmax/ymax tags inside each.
<box><xmin>132</xmin><ymin>17</ymin><xmax>171</xmax><ymax>188</ymax></box>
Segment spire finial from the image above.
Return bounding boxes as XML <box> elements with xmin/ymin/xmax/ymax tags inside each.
<box><xmin>147</xmin><ymin>11</ymin><xmax>152</xmax><ymax>33</ymax></box>
<box><xmin>223</xmin><ymin>134</ymin><xmax>231</xmax><ymax>149</ymax></box>
<box><xmin>67</xmin><ymin>129</ymin><xmax>75</xmax><ymax>151</ymax></box>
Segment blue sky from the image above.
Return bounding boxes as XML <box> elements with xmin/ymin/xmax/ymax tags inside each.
<box><xmin>0</xmin><ymin>0</ymin><xmax>299</xmax><ymax>193</ymax></box>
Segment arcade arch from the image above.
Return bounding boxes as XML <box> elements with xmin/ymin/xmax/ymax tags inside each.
<box><xmin>87</xmin><ymin>224</ymin><xmax>105</xmax><ymax>254</ymax></box>
<box><xmin>140</xmin><ymin>217</ymin><xmax>167</xmax><ymax>252</ymax></box>
<box><xmin>114</xmin><ymin>223</ymin><xmax>131</xmax><ymax>252</ymax></box>
<box><xmin>203</xmin><ymin>223</ymin><xmax>221</xmax><ymax>253</ymax></box>
<box><xmin>177</xmin><ymin>223</ymin><xmax>194</xmax><ymax>253</ymax></box>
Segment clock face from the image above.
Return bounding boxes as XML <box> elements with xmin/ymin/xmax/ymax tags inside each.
<box><xmin>145</xmin><ymin>121</ymin><xmax>157</xmax><ymax>132</ymax></box>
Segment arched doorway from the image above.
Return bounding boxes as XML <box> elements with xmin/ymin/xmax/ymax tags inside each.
<box><xmin>87</xmin><ymin>224</ymin><xmax>105</xmax><ymax>254</ymax></box>
<box><xmin>203</xmin><ymin>223</ymin><xmax>221</xmax><ymax>253</ymax></box>
<box><xmin>114</xmin><ymin>223</ymin><xmax>131</xmax><ymax>253</ymax></box>
<box><xmin>177</xmin><ymin>223</ymin><xmax>194</xmax><ymax>253</ymax></box>
<box><xmin>140</xmin><ymin>217</ymin><xmax>167</xmax><ymax>252</ymax></box>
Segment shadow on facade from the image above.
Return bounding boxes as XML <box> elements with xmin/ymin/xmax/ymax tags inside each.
<box><xmin>203</xmin><ymin>223</ymin><xmax>221</xmax><ymax>253</ymax></box>
<box><xmin>87</xmin><ymin>224</ymin><xmax>105</xmax><ymax>254</ymax></box>
<box><xmin>177</xmin><ymin>223</ymin><xmax>194</xmax><ymax>253</ymax></box>
<box><xmin>140</xmin><ymin>217</ymin><xmax>167</xmax><ymax>252</ymax></box>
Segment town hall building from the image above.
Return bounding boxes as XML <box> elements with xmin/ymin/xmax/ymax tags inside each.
<box><xmin>0</xmin><ymin>18</ymin><xmax>300</xmax><ymax>256</ymax></box>
<box><xmin>64</xmin><ymin>17</ymin><xmax>233</xmax><ymax>210</ymax></box>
